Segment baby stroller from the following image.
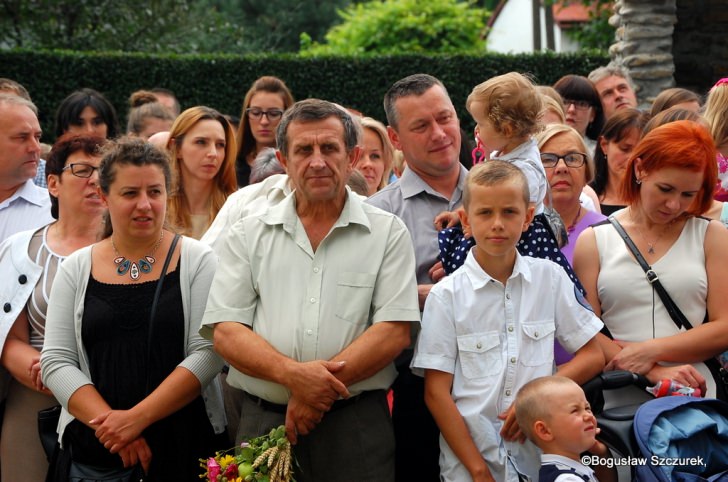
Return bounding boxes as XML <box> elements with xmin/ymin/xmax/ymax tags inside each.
<box><xmin>633</xmin><ymin>396</ymin><xmax>728</xmax><ymax>481</ymax></box>
<box><xmin>583</xmin><ymin>371</ymin><xmax>728</xmax><ymax>482</ymax></box>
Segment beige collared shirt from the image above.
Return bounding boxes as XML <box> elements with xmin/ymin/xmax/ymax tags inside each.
<box><xmin>201</xmin><ymin>188</ymin><xmax>420</xmax><ymax>404</ymax></box>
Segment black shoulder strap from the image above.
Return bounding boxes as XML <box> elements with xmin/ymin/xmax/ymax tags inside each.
<box><xmin>608</xmin><ymin>216</ymin><xmax>693</xmax><ymax>331</ymax></box>
<box><xmin>145</xmin><ymin>233</ymin><xmax>181</xmax><ymax>393</ymax></box>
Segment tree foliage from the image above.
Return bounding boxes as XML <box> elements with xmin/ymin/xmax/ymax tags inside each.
<box><xmin>218</xmin><ymin>0</ymin><xmax>354</xmax><ymax>53</ymax></box>
<box><xmin>0</xmin><ymin>0</ymin><xmax>246</xmax><ymax>53</ymax></box>
<box><xmin>552</xmin><ymin>0</ymin><xmax>615</xmax><ymax>51</ymax></box>
<box><xmin>300</xmin><ymin>0</ymin><xmax>489</xmax><ymax>55</ymax></box>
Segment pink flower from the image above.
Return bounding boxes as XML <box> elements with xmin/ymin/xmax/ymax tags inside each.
<box><xmin>207</xmin><ymin>457</ymin><xmax>221</xmax><ymax>481</ymax></box>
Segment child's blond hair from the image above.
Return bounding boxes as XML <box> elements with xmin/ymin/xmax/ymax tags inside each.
<box><xmin>466</xmin><ymin>72</ymin><xmax>543</xmax><ymax>138</ymax></box>
<box><xmin>514</xmin><ymin>376</ymin><xmax>580</xmax><ymax>446</ymax></box>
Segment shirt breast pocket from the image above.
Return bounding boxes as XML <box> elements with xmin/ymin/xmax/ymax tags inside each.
<box><xmin>520</xmin><ymin>320</ymin><xmax>555</xmax><ymax>367</ymax></box>
<box><xmin>457</xmin><ymin>332</ymin><xmax>501</xmax><ymax>379</ymax></box>
<box><xmin>335</xmin><ymin>272</ymin><xmax>376</xmax><ymax>325</ymax></box>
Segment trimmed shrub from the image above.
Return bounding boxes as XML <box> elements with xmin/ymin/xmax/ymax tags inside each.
<box><xmin>1</xmin><ymin>49</ymin><xmax>608</xmax><ymax>142</ymax></box>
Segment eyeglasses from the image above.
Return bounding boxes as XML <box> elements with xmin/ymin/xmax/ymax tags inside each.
<box><xmin>541</xmin><ymin>152</ymin><xmax>587</xmax><ymax>168</ymax></box>
<box><xmin>62</xmin><ymin>163</ymin><xmax>99</xmax><ymax>178</ymax></box>
<box><xmin>246</xmin><ymin>108</ymin><xmax>284</xmax><ymax>121</ymax></box>
<box><xmin>563</xmin><ymin>99</ymin><xmax>592</xmax><ymax>111</ymax></box>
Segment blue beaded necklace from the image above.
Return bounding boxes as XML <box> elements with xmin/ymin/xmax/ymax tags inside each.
<box><xmin>112</xmin><ymin>231</ymin><xmax>164</xmax><ymax>280</ymax></box>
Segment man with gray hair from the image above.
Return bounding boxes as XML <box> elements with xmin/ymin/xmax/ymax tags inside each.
<box><xmin>588</xmin><ymin>65</ymin><xmax>639</xmax><ymax>118</ymax></box>
<box><xmin>0</xmin><ymin>94</ymin><xmax>53</xmax><ymax>242</ymax></box>
<box><xmin>201</xmin><ymin>98</ymin><xmax>420</xmax><ymax>481</ymax></box>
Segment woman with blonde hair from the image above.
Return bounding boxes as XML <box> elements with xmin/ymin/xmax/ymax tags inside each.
<box><xmin>357</xmin><ymin>117</ymin><xmax>394</xmax><ymax>196</ymax></box>
<box><xmin>703</xmin><ymin>78</ymin><xmax>728</xmax><ymax>202</ymax></box>
<box><xmin>166</xmin><ymin>106</ymin><xmax>237</xmax><ymax>239</ymax></box>
<box><xmin>235</xmin><ymin>76</ymin><xmax>294</xmax><ymax>186</ymax></box>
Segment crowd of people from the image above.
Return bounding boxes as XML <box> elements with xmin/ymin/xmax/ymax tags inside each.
<box><xmin>0</xmin><ymin>66</ymin><xmax>727</xmax><ymax>482</ymax></box>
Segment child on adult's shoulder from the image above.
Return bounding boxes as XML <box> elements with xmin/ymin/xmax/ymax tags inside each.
<box><xmin>413</xmin><ymin>161</ymin><xmax>604</xmax><ymax>482</ymax></box>
<box><xmin>437</xmin><ymin>72</ymin><xmax>585</xmax><ymax>295</ymax></box>
<box><xmin>515</xmin><ymin>376</ymin><xmax>617</xmax><ymax>482</ymax></box>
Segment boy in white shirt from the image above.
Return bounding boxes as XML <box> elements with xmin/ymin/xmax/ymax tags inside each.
<box><xmin>515</xmin><ymin>376</ymin><xmax>616</xmax><ymax>482</ymax></box>
<box><xmin>412</xmin><ymin>160</ymin><xmax>604</xmax><ymax>481</ymax></box>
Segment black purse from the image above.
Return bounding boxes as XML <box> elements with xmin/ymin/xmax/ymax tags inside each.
<box><xmin>40</xmin><ymin>234</ymin><xmax>181</xmax><ymax>479</ymax></box>
<box><xmin>38</xmin><ymin>404</ymin><xmax>62</xmax><ymax>460</ymax></box>
<box><xmin>609</xmin><ymin>217</ymin><xmax>728</xmax><ymax>400</ymax></box>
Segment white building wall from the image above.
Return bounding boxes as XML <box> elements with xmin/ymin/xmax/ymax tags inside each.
<box><xmin>487</xmin><ymin>0</ymin><xmax>581</xmax><ymax>53</ymax></box>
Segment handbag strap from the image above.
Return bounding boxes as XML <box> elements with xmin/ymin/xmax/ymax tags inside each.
<box><xmin>145</xmin><ymin>233</ymin><xmax>181</xmax><ymax>393</ymax></box>
<box><xmin>608</xmin><ymin>216</ymin><xmax>694</xmax><ymax>331</ymax></box>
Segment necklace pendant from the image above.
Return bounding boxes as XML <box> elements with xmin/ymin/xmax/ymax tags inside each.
<box><xmin>116</xmin><ymin>259</ymin><xmax>131</xmax><ymax>276</ymax></box>
<box><xmin>130</xmin><ymin>262</ymin><xmax>140</xmax><ymax>280</ymax></box>
<box><xmin>138</xmin><ymin>257</ymin><xmax>153</xmax><ymax>274</ymax></box>
<box><xmin>647</xmin><ymin>245</ymin><xmax>655</xmax><ymax>254</ymax></box>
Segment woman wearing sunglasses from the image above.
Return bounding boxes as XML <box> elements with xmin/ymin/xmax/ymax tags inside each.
<box><xmin>0</xmin><ymin>135</ymin><xmax>106</xmax><ymax>481</ymax></box>
<box><xmin>234</xmin><ymin>76</ymin><xmax>294</xmax><ymax>187</ymax></box>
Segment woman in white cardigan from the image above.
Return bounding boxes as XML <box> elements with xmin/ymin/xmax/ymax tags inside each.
<box><xmin>0</xmin><ymin>135</ymin><xmax>106</xmax><ymax>482</ymax></box>
<box><xmin>41</xmin><ymin>138</ymin><xmax>225</xmax><ymax>481</ymax></box>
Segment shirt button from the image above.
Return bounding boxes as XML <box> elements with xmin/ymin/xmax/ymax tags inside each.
<box><xmin>310</xmin><ymin>297</ymin><xmax>316</xmax><ymax>303</ymax></box>
<box><xmin>506</xmin><ymin>390</ymin><xmax>511</xmax><ymax>396</ymax></box>
<box><xmin>313</xmin><ymin>267</ymin><xmax>320</xmax><ymax>273</ymax></box>
<box><xmin>18</xmin><ymin>274</ymin><xmax>27</xmax><ymax>284</ymax></box>
<box><xmin>306</xmin><ymin>329</ymin><xmax>313</xmax><ymax>335</ymax></box>
<box><xmin>510</xmin><ymin>357</ymin><xmax>516</xmax><ymax>363</ymax></box>
<box><xmin>505</xmin><ymin>293</ymin><xmax>510</xmax><ymax>300</ymax></box>
<box><xmin>3</xmin><ymin>303</ymin><xmax>10</xmax><ymax>313</ymax></box>
<box><xmin>476</xmin><ymin>342</ymin><xmax>482</xmax><ymax>349</ymax></box>
<box><xmin>508</xmin><ymin>326</ymin><xmax>514</xmax><ymax>332</ymax></box>
<box><xmin>534</xmin><ymin>332</ymin><xmax>539</xmax><ymax>338</ymax></box>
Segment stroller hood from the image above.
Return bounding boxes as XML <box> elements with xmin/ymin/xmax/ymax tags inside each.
<box><xmin>633</xmin><ymin>396</ymin><xmax>728</xmax><ymax>482</ymax></box>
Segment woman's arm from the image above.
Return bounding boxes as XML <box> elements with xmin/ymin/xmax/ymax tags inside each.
<box><xmin>1</xmin><ymin>309</ymin><xmax>52</xmax><ymax>394</ymax></box>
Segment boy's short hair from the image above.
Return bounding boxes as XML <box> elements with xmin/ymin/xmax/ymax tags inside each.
<box><xmin>515</xmin><ymin>376</ymin><xmax>580</xmax><ymax>445</ymax></box>
<box><xmin>463</xmin><ymin>160</ymin><xmax>530</xmax><ymax>209</ymax></box>
<box><xmin>466</xmin><ymin>72</ymin><xmax>543</xmax><ymax>138</ymax></box>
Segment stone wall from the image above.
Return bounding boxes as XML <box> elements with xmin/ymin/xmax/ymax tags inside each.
<box><xmin>607</xmin><ymin>0</ymin><xmax>676</xmax><ymax>106</ymax></box>
<box><xmin>673</xmin><ymin>0</ymin><xmax>728</xmax><ymax>97</ymax></box>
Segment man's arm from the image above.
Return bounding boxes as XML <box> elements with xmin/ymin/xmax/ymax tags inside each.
<box><xmin>329</xmin><ymin>321</ymin><xmax>410</xmax><ymax>386</ymax></box>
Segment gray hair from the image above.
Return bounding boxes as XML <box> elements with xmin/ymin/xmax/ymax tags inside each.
<box><xmin>250</xmin><ymin>147</ymin><xmax>285</xmax><ymax>183</ymax></box>
<box><xmin>588</xmin><ymin>65</ymin><xmax>635</xmax><ymax>89</ymax></box>
<box><xmin>384</xmin><ymin>73</ymin><xmax>448</xmax><ymax>129</ymax></box>
<box><xmin>276</xmin><ymin>99</ymin><xmax>361</xmax><ymax>157</ymax></box>
<box><xmin>0</xmin><ymin>92</ymin><xmax>38</xmax><ymax>115</ymax></box>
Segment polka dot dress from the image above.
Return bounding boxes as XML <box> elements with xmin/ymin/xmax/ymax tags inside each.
<box><xmin>438</xmin><ymin>213</ymin><xmax>586</xmax><ymax>295</ymax></box>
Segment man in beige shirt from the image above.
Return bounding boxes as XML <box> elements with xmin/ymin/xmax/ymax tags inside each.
<box><xmin>201</xmin><ymin>99</ymin><xmax>420</xmax><ymax>482</ymax></box>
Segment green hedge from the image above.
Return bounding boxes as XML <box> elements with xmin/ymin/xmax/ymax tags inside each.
<box><xmin>1</xmin><ymin>49</ymin><xmax>608</xmax><ymax>143</ymax></box>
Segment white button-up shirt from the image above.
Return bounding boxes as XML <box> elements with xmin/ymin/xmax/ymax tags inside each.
<box><xmin>413</xmin><ymin>250</ymin><xmax>602</xmax><ymax>482</ymax></box>
<box><xmin>0</xmin><ymin>180</ymin><xmax>53</xmax><ymax>244</ymax></box>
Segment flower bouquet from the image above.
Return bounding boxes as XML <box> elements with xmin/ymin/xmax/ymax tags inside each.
<box><xmin>200</xmin><ymin>425</ymin><xmax>295</xmax><ymax>482</ymax></box>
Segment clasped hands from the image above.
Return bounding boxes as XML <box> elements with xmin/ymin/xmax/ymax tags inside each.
<box><xmin>284</xmin><ymin>360</ymin><xmax>349</xmax><ymax>444</ymax></box>
<box><xmin>90</xmin><ymin>409</ymin><xmax>152</xmax><ymax>472</ymax></box>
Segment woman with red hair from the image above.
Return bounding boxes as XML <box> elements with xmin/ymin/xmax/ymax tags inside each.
<box><xmin>573</xmin><ymin>120</ymin><xmax>728</xmax><ymax>402</ymax></box>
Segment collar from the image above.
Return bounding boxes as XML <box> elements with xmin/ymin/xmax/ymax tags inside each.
<box><xmin>462</xmin><ymin>248</ymin><xmax>532</xmax><ymax>289</ymax></box>
<box><xmin>2</xmin><ymin>179</ymin><xmax>48</xmax><ymax>208</ymax></box>
<box><xmin>491</xmin><ymin>137</ymin><xmax>538</xmax><ymax>162</ymax></box>
<box><xmin>541</xmin><ymin>454</ymin><xmax>595</xmax><ymax>476</ymax></box>
<box><xmin>398</xmin><ymin>164</ymin><xmax>468</xmax><ymax>201</ymax></box>
<box><xmin>261</xmin><ymin>187</ymin><xmax>371</xmax><ymax>234</ymax></box>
